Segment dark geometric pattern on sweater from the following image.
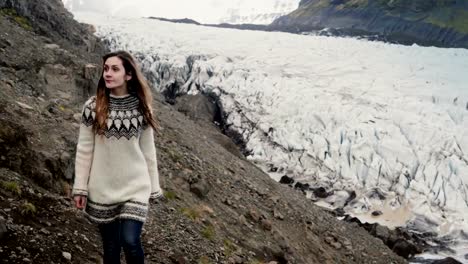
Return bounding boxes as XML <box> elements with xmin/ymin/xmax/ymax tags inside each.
<box><xmin>82</xmin><ymin>96</ymin><xmax>96</xmax><ymax>127</ymax></box>
<box><xmin>85</xmin><ymin>199</ymin><xmax>148</xmax><ymax>224</ymax></box>
<box><xmin>81</xmin><ymin>95</ymin><xmax>147</xmax><ymax>140</ymax></box>
<box><xmin>108</xmin><ymin>94</ymin><xmax>140</xmax><ymax>111</ymax></box>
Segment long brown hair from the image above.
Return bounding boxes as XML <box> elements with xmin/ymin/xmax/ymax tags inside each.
<box><xmin>94</xmin><ymin>51</ymin><xmax>158</xmax><ymax>134</ymax></box>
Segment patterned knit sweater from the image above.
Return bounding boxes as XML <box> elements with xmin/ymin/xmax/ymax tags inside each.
<box><xmin>72</xmin><ymin>93</ymin><xmax>163</xmax><ymax>223</ymax></box>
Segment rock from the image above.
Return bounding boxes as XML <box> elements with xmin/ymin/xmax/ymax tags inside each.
<box><xmin>342</xmin><ymin>239</ymin><xmax>352</xmax><ymax>251</ymax></box>
<box><xmin>256</xmin><ymin>188</ymin><xmax>268</xmax><ymax>197</ymax></box>
<box><xmin>333</xmin><ymin>208</ymin><xmax>346</xmax><ymax>216</ymax></box>
<box><xmin>19</xmin><ymin>247</ymin><xmax>28</xmax><ymax>255</ymax></box>
<box><xmin>169</xmin><ymin>251</ymin><xmax>188</xmax><ymax>264</ymax></box>
<box><xmin>189</xmin><ymin>180</ymin><xmax>210</xmax><ymax>198</ymax></box>
<box><xmin>261</xmin><ymin>219</ymin><xmax>272</xmax><ymax>231</ymax></box>
<box><xmin>331</xmin><ymin>241</ymin><xmax>342</xmax><ymax>249</ymax></box>
<box><xmin>371</xmin><ymin>210</ymin><xmax>383</xmax><ymax>216</ymax></box>
<box><xmin>279</xmin><ymin>175</ymin><xmax>294</xmax><ymax>185</ymax></box>
<box><xmin>312</xmin><ymin>187</ymin><xmax>331</xmax><ymax>198</ymax></box>
<box><xmin>343</xmin><ymin>190</ymin><xmax>357</xmax><ymax>206</ymax></box>
<box><xmin>80</xmin><ymin>234</ymin><xmax>90</xmax><ymax>242</ymax></box>
<box><xmin>16</xmin><ymin>101</ymin><xmax>34</xmax><ymax>110</ymax></box>
<box><xmin>432</xmin><ymin>257</ymin><xmax>462</xmax><ymax>264</ymax></box>
<box><xmin>84</xmin><ymin>23</ymin><xmax>96</xmax><ymax>34</ymax></box>
<box><xmin>73</xmin><ymin>113</ymin><xmax>82</xmax><ymax>122</ymax></box>
<box><xmin>325</xmin><ymin>236</ymin><xmax>334</xmax><ymax>244</ymax></box>
<box><xmin>392</xmin><ymin>239</ymin><xmax>420</xmax><ymax>258</ymax></box>
<box><xmin>46</xmin><ymin>102</ymin><xmax>61</xmax><ymax>114</ymax></box>
<box><xmin>5</xmin><ymin>79</ymin><xmax>14</xmax><ymax>87</ymax></box>
<box><xmin>60</xmin><ymin>151</ymin><xmax>71</xmax><ymax>164</ymax></box>
<box><xmin>176</xmin><ymin>94</ymin><xmax>218</xmax><ymax>123</ymax></box>
<box><xmin>44</xmin><ymin>43</ymin><xmax>60</xmax><ymax>49</ymax></box>
<box><xmin>269</xmin><ymin>195</ymin><xmax>280</xmax><ymax>204</ymax></box>
<box><xmin>273</xmin><ymin>209</ymin><xmax>284</xmax><ymax>220</ymax></box>
<box><xmin>238</xmin><ymin>215</ymin><xmax>247</xmax><ymax>226</ymax></box>
<box><xmin>39</xmin><ymin>228</ymin><xmax>50</xmax><ymax>235</ymax></box>
<box><xmin>324</xmin><ymin>236</ymin><xmax>342</xmax><ymax>249</ymax></box>
<box><xmin>228</xmin><ymin>255</ymin><xmax>243</xmax><ymax>264</ymax></box>
<box><xmin>62</xmin><ymin>251</ymin><xmax>71</xmax><ymax>261</ymax></box>
<box><xmin>372</xmin><ymin>225</ymin><xmax>390</xmax><ymax>241</ymax></box>
<box><xmin>83</xmin><ymin>64</ymin><xmax>98</xmax><ymax>80</ymax></box>
<box><xmin>200</xmin><ymin>205</ymin><xmax>214</xmax><ymax>215</ymax></box>
<box><xmin>223</xmin><ymin>198</ymin><xmax>233</xmax><ymax>206</ymax></box>
<box><xmin>294</xmin><ymin>182</ymin><xmax>309</xmax><ymax>193</ymax></box>
<box><xmin>0</xmin><ymin>217</ymin><xmax>8</xmax><ymax>240</ymax></box>
<box><xmin>0</xmin><ymin>38</ymin><xmax>12</xmax><ymax>48</ymax></box>
<box><xmin>247</xmin><ymin>209</ymin><xmax>260</xmax><ymax>222</ymax></box>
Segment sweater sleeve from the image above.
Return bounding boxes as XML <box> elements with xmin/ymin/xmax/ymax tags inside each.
<box><xmin>139</xmin><ymin>126</ymin><xmax>163</xmax><ymax>199</ymax></box>
<box><xmin>72</xmin><ymin>97</ymin><xmax>96</xmax><ymax>197</ymax></box>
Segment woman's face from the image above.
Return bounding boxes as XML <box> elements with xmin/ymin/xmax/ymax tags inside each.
<box><xmin>103</xmin><ymin>56</ymin><xmax>132</xmax><ymax>90</ymax></box>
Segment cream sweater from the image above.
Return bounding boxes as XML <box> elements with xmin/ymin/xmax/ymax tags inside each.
<box><xmin>72</xmin><ymin>94</ymin><xmax>162</xmax><ymax>223</ymax></box>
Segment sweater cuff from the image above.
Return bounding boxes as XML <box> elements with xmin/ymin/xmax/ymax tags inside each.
<box><xmin>72</xmin><ymin>189</ymin><xmax>88</xmax><ymax>197</ymax></box>
<box><xmin>150</xmin><ymin>190</ymin><xmax>163</xmax><ymax>199</ymax></box>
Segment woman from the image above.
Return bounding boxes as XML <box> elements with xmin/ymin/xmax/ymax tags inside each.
<box><xmin>72</xmin><ymin>50</ymin><xmax>163</xmax><ymax>264</ymax></box>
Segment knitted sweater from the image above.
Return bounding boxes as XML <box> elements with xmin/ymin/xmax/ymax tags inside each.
<box><xmin>72</xmin><ymin>94</ymin><xmax>163</xmax><ymax>223</ymax></box>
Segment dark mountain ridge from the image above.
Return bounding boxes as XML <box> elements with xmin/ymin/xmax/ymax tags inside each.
<box><xmin>269</xmin><ymin>0</ymin><xmax>468</xmax><ymax>48</ymax></box>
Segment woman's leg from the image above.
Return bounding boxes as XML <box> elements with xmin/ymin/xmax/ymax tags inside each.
<box><xmin>98</xmin><ymin>220</ymin><xmax>122</xmax><ymax>264</ymax></box>
<box><xmin>120</xmin><ymin>219</ymin><xmax>145</xmax><ymax>264</ymax></box>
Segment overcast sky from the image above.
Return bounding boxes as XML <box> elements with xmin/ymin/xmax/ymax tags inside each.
<box><xmin>62</xmin><ymin>0</ymin><xmax>298</xmax><ymax>24</ymax></box>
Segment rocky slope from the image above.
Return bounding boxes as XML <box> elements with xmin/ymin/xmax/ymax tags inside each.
<box><xmin>0</xmin><ymin>0</ymin><xmax>428</xmax><ymax>263</ymax></box>
<box><xmin>268</xmin><ymin>0</ymin><xmax>468</xmax><ymax>48</ymax></box>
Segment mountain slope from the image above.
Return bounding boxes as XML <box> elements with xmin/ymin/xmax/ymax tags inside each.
<box><xmin>269</xmin><ymin>0</ymin><xmax>468</xmax><ymax>48</ymax></box>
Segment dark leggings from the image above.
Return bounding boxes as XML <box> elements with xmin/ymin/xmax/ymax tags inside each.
<box><xmin>98</xmin><ymin>219</ymin><xmax>144</xmax><ymax>264</ymax></box>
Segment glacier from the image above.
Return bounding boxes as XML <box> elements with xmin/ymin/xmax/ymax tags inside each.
<box><xmin>74</xmin><ymin>12</ymin><xmax>468</xmax><ymax>261</ymax></box>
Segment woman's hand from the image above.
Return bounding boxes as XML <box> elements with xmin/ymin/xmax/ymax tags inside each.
<box><xmin>74</xmin><ymin>195</ymin><xmax>87</xmax><ymax>209</ymax></box>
